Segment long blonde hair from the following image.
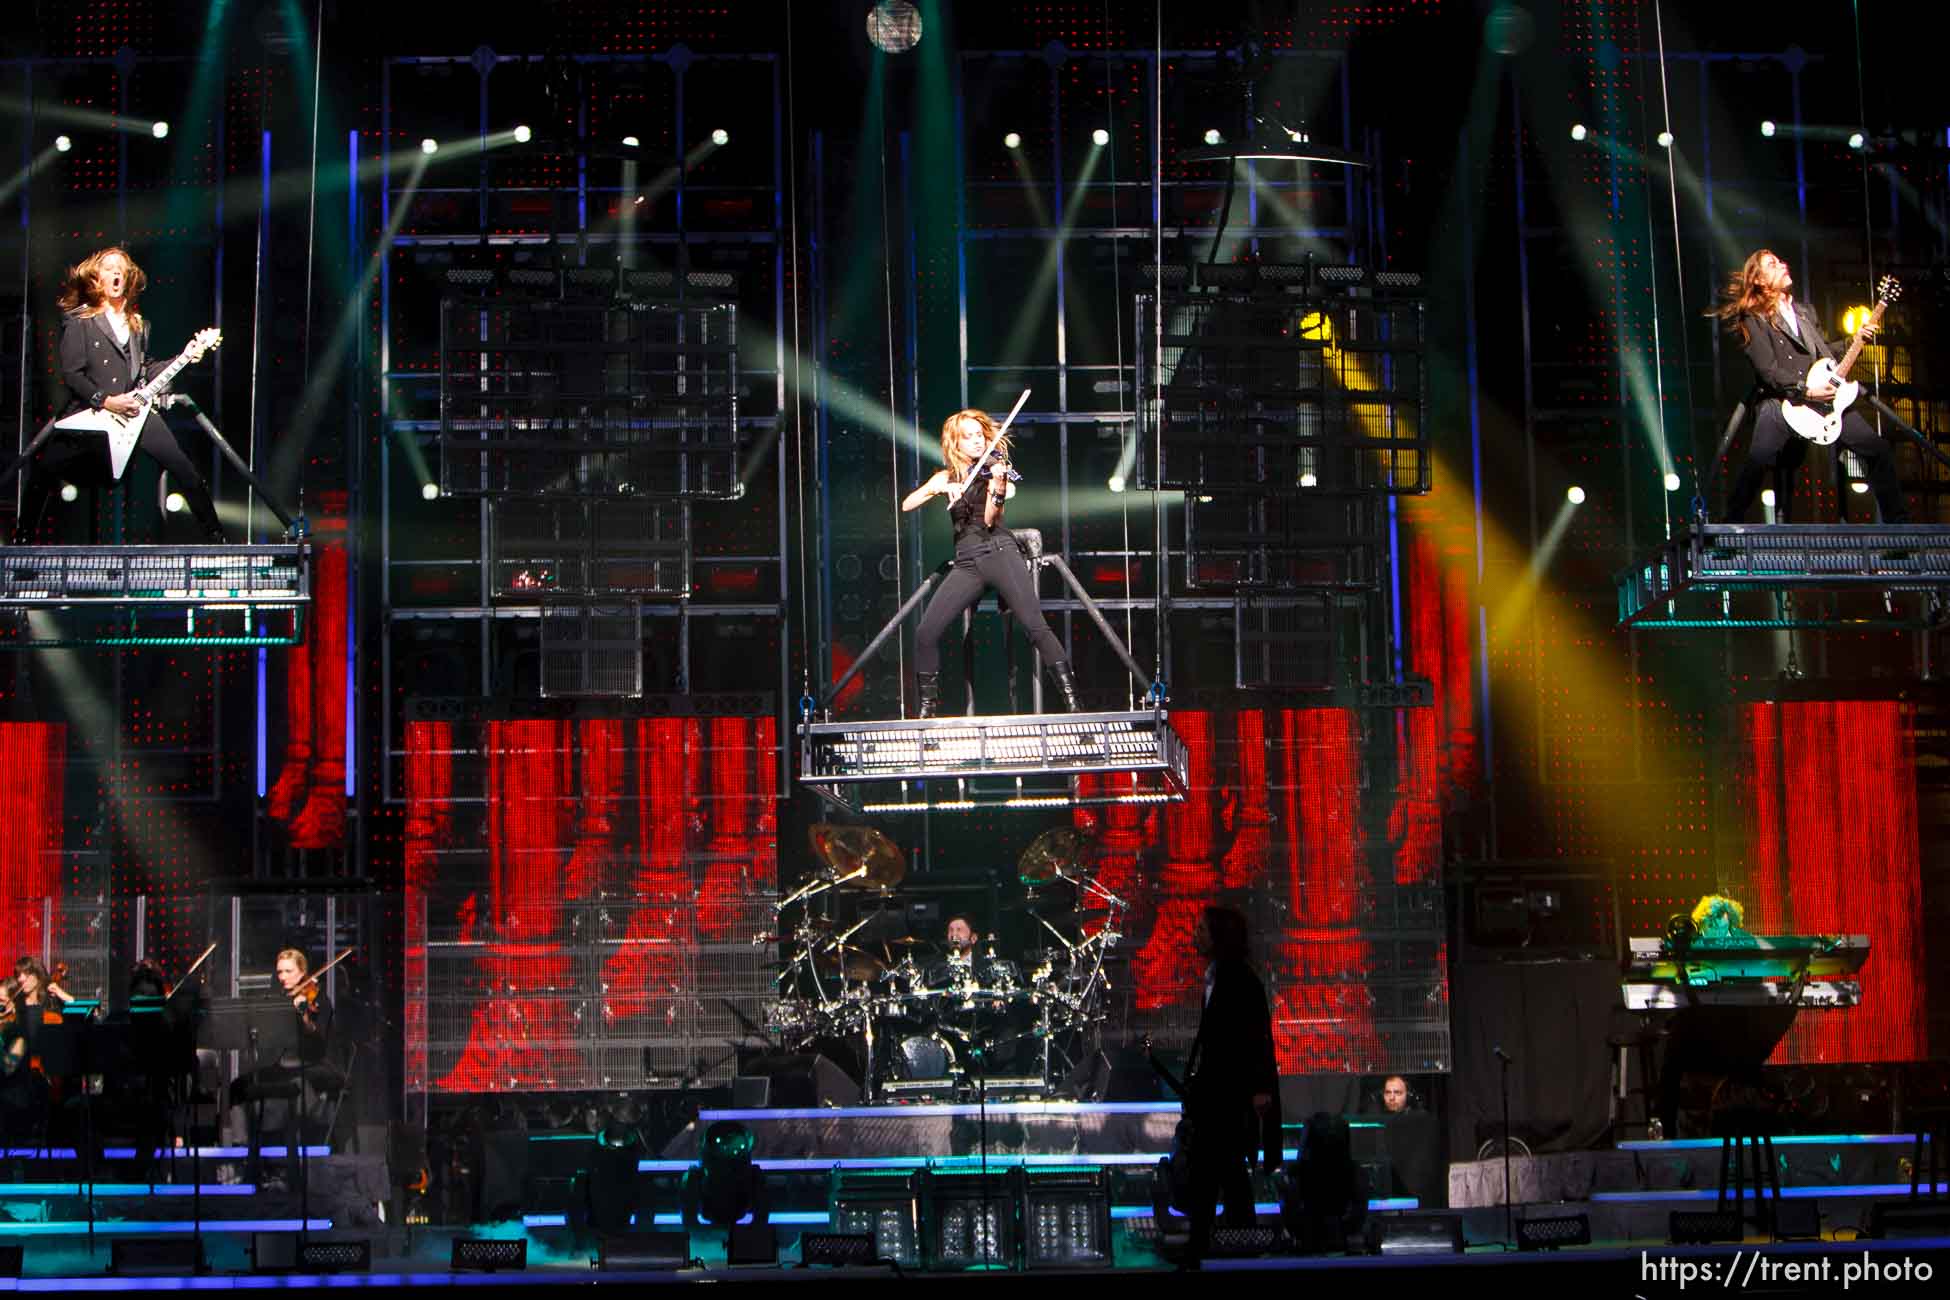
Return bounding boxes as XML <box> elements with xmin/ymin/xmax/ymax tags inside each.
<box><xmin>940</xmin><ymin>408</ymin><xmax>1011</xmax><ymax>480</ymax></box>
<box><xmin>1709</xmin><ymin>249</ymin><xmax>1784</xmax><ymax>346</ymax></box>
<box><xmin>57</xmin><ymin>246</ymin><xmax>147</xmax><ymax>331</ymax></box>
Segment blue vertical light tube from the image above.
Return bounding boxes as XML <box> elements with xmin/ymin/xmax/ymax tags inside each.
<box><xmin>256</xmin><ymin>128</ymin><xmax>273</xmax><ymax>799</ymax></box>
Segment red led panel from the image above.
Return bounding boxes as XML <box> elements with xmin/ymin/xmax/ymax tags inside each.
<box><xmin>0</xmin><ymin>724</ymin><xmax>68</xmax><ymax>961</ymax></box>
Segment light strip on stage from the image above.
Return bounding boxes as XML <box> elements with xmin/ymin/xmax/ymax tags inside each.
<box><xmin>0</xmin><ymin>1219</ymin><xmax>332</xmax><ymax>1236</ymax></box>
<box><xmin>0</xmin><ymin>1184</ymin><xmax>257</xmax><ymax>1196</ymax></box>
<box><xmin>1590</xmin><ymin>1183</ymin><xmax>1946</xmax><ymax>1202</ymax></box>
<box><xmin>1616</xmin><ymin>1134</ymin><xmax>1919</xmax><ymax>1150</ymax></box>
<box><xmin>696</xmin><ymin>1101</ymin><xmax>1181</xmax><ymax>1120</ymax></box>
<box><xmin>93</xmin><ymin>1145</ymin><xmax>331</xmax><ymax>1159</ymax></box>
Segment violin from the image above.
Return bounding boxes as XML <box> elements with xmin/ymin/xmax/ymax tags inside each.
<box><xmin>289</xmin><ymin>948</ymin><xmax>356</xmax><ymax>1016</ymax></box>
<box><xmin>41</xmin><ymin>962</ymin><xmax>70</xmax><ymax>1025</ymax></box>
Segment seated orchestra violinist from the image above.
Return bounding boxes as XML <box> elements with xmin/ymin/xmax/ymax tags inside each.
<box><xmin>226</xmin><ymin>948</ymin><xmax>344</xmax><ymax>1161</ymax></box>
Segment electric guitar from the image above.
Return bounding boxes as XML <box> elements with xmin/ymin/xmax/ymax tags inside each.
<box><xmin>1781</xmin><ymin>277</ymin><xmax>1899</xmax><ymax>445</ymax></box>
<box><xmin>52</xmin><ymin>326</ymin><xmax>222</xmax><ymax>479</ymax></box>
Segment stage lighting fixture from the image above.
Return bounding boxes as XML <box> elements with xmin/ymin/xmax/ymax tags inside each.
<box><xmin>586</xmin><ymin>1123</ymin><xmax>646</xmax><ymax>1237</ymax></box>
<box><xmin>151</xmin><ymin>121</ymin><xmax>169</xmax><ymax>139</ymax></box>
<box><xmin>866</xmin><ymin>0</ymin><xmax>924</xmax><ymax>54</ymax></box>
<box><xmin>1203</xmin><ymin>129</ymin><xmax>1223</xmax><ymax>146</ymax></box>
<box><xmin>830</xmin><ymin>1169</ymin><xmax>922</xmax><ymax>1268</ymax></box>
<box><xmin>1663</xmin><ymin>472</ymin><xmax>1681</xmax><ymax>492</ymax></box>
<box><xmin>1197</xmin><ymin>494</ymin><xmax>1214</xmax><ymax>503</ymax></box>
<box><xmin>451</xmin><ymin>1238</ymin><xmax>527</xmax><ymax>1272</ymax></box>
<box><xmin>1760</xmin><ymin>120</ymin><xmax>1776</xmax><ymax>137</ymax></box>
<box><xmin>514</xmin><ymin>124</ymin><xmax>532</xmax><ymax>143</ymax></box>
<box><xmin>621</xmin><ymin>135</ymin><xmax>640</xmax><ymax>149</ymax></box>
<box><xmin>419</xmin><ymin>138</ymin><xmax>438</xmax><ymax>155</ymax></box>
<box><xmin>1280</xmin><ymin>1112</ymin><xmax>1364</xmax><ymax>1254</ymax></box>
<box><xmin>1566</xmin><ymin>485</ymin><xmax>1586</xmax><ymax>505</ymax></box>
<box><xmin>55</xmin><ymin>134</ymin><xmax>72</xmax><ymax>152</ymax></box>
<box><xmin>421</xmin><ymin>482</ymin><xmax>441</xmax><ymax>501</ymax></box>
<box><xmin>1851</xmin><ymin>481</ymin><xmax>1870</xmax><ymax>495</ymax></box>
<box><xmin>1091</xmin><ymin>128</ymin><xmax>1110</xmax><ymax>146</ymax></box>
<box><xmin>1656</xmin><ymin>131</ymin><xmax>1674</xmax><ymax>148</ymax></box>
<box><xmin>688</xmin><ymin>1120</ymin><xmax>763</xmax><ymax>1228</ymax></box>
<box><xmin>1570</xmin><ymin>123</ymin><xmax>1587</xmax><ymax>141</ymax></box>
<box><xmin>1299</xmin><ymin>472</ymin><xmax>1318</xmax><ymax>488</ymax></box>
<box><xmin>800</xmin><ymin>1232</ymin><xmax>877</xmax><ymax>1266</ymax></box>
<box><xmin>1517</xmin><ymin>1213</ymin><xmax>1591</xmax><ymax>1250</ymax></box>
<box><xmin>710</xmin><ymin>128</ymin><xmax>729</xmax><ymax>146</ymax></box>
<box><xmin>165</xmin><ymin>492</ymin><xmax>187</xmax><ymax>514</ymax></box>
<box><xmin>1107</xmin><ymin>476</ymin><xmax>1125</xmax><ymax>493</ymax></box>
<box><xmin>60</xmin><ymin>482</ymin><xmax>79</xmax><ymax>503</ymax></box>
<box><xmin>1003</xmin><ymin>132</ymin><xmax>1022</xmax><ymax>150</ymax></box>
<box><xmin>1022</xmin><ymin>1169</ymin><xmax>1111</xmax><ymax>1268</ymax></box>
<box><xmin>1849</xmin><ymin>132</ymin><xmax>1866</xmax><ymax>150</ymax></box>
<box><xmin>1761</xmin><ymin>488</ymin><xmax>1777</xmax><ymax>508</ymax></box>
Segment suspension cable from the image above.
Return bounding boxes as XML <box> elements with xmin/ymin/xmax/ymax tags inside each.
<box><xmin>1104</xmin><ymin>1</ymin><xmax>1135</xmax><ymax>709</ymax></box>
<box><xmin>785</xmin><ymin>3</ymin><xmax>813</xmax><ymax>704</ymax></box>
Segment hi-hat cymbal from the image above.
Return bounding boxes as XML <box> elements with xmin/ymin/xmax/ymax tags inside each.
<box><xmin>1017</xmin><ymin>827</ymin><xmax>1098</xmax><ymax>885</ymax></box>
<box><xmin>809</xmin><ymin>823</ymin><xmax>907</xmax><ymax>890</ymax></box>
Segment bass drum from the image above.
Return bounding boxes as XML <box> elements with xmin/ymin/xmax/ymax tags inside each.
<box><xmin>892</xmin><ymin>1033</ymin><xmax>959</xmax><ymax>1081</ymax></box>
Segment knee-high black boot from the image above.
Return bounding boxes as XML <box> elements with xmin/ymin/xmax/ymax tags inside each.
<box><xmin>1046</xmin><ymin>662</ymin><xmax>1080</xmax><ymax>712</ymax></box>
<box><xmin>916</xmin><ymin>671</ymin><xmax>941</xmax><ymax>719</ymax></box>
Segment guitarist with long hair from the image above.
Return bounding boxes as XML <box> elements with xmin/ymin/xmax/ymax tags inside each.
<box><xmin>1169</xmin><ymin>904</ymin><xmax>1282</xmax><ymax>1267</ymax></box>
<box><xmin>12</xmin><ymin>246</ymin><xmax>226</xmax><ymax>543</ymax></box>
<box><xmin>1710</xmin><ymin>248</ymin><xmax>1906</xmax><ymax>524</ymax></box>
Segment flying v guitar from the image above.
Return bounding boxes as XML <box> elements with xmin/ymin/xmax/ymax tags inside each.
<box><xmin>1781</xmin><ymin>277</ymin><xmax>1899</xmax><ymax>446</ymax></box>
<box><xmin>51</xmin><ymin>326</ymin><xmax>222</xmax><ymax>479</ymax></box>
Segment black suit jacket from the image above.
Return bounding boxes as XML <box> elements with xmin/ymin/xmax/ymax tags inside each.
<box><xmin>1738</xmin><ymin>300</ymin><xmax>1841</xmax><ymax>404</ymax></box>
<box><xmin>57</xmin><ymin>310</ymin><xmax>162</xmax><ymax>417</ymax></box>
<box><xmin>1188</xmin><ymin>958</ymin><xmax>1283</xmax><ymax>1167</ymax></box>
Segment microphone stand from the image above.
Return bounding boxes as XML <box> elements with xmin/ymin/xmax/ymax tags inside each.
<box><xmin>1495</xmin><ymin>1045</ymin><xmax>1514</xmax><ymax>1249</ymax></box>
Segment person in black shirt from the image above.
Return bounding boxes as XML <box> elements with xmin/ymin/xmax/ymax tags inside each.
<box><xmin>900</xmin><ymin>408</ymin><xmax>1079</xmax><ymax>716</ymax></box>
<box><xmin>1181</xmin><ymin>904</ymin><xmax>1282</xmax><ymax>1267</ymax></box>
<box><xmin>229</xmin><ymin>949</ymin><xmax>343</xmax><ymax>1164</ymax></box>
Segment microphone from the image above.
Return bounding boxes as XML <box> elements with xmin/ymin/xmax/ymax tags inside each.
<box><xmin>1492</xmin><ymin>1045</ymin><xmax>1513</xmax><ymax>1065</ymax></box>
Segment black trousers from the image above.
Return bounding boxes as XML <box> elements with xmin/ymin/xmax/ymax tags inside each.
<box><xmin>13</xmin><ymin>412</ymin><xmax>223</xmax><ymax>541</ymax></box>
<box><xmin>914</xmin><ymin>540</ymin><xmax>1067</xmax><ymax>675</ymax></box>
<box><xmin>1725</xmin><ymin>402</ymin><xmax>1907</xmax><ymax>523</ymax></box>
<box><xmin>1184</xmin><ymin>1110</ymin><xmax>1258</xmax><ymax>1259</ymax></box>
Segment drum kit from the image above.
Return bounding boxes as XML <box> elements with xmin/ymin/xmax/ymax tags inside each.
<box><xmin>759</xmin><ymin>825</ymin><xmax>1126</xmax><ymax>1102</ymax></box>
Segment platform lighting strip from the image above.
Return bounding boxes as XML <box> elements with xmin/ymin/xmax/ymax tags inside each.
<box><xmin>1616</xmin><ymin>1134</ymin><xmax>1920</xmax><ymax>1150</ymax></box>
<box><xmin>1591</xmin><ymin>1183</ymin><xmax>1946</xmax><ymax>1202</ymax></box>
<box><xmin>520</xmin><ymin>1200</ymin><xmax>1420</xmax><ymax>1230</ymax></box>
<box><xmin>0</xmin><ymin>1218</ymin><xmax>331</xmax><ymax>1236</ymax></box>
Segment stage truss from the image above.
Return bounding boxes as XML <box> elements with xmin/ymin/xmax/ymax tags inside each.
<box><xmin>0</xmin><ymin>544</ymin><xmax>309</xmax><ymax>647</ymax></box>
<box><xmin>798</xmin><ymin>709</ymin><xmax>1190</xmax><ymax>814</ymax></box>
<box><xmin>1615</xmin><ymin>523</ymin><xmax>1950</xmax><ymax>630</ymax></box>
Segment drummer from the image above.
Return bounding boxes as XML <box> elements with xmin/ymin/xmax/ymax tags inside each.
<box><xmin>929</xmin><ymin>913</ymin><xmax>981</xmax><ymax>986</ymax></box>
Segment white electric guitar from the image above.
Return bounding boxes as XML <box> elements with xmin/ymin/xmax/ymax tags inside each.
<box><xmin>52</xmin><ymin>326</ymin><xmax>222</xmax><ymax>479</ymax></box>
<box><xmin>1781</xmin><ymin>277</ymin><xmax>1899</xmax><ymax>446</ymax></box>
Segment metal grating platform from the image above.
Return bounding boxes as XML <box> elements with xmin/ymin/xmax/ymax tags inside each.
<box><xmin>1615</xmin><ymin>523</ymin><xmax>1950</xmax><ymax>629</ymax></box>
<box><xmin>798</xmin><ymin>710</ymin><xmax>1189</xmax><ymax>813</ymax></box>
<box><xmin>0</xmin><ymin>544</ymin><xmax>309</xmax><ymax>647</ymax></box>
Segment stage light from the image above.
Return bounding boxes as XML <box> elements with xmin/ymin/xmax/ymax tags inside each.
<box><xmin>1851</xmin><ymin>481</ymin><xmax>1870</xmax><ymax>495</ymax></box>
<box><xmin>1566</xmin><ymin>485</ymin><xmax>1586</xmax><ymax>505</ymax></box>
<box><xmin>1003</xmin><ymin>132</ymin><xmax>1022</xmax><ymax>150</ymax></box>
<box><xmin>1656</xmin><ymin>131</ymin><xmax>1674</xmax><ymax>148</ymax></box>
<box><xmin>151</xmin><ymin>121</ymin><xmax>169</xmax><ymax>139</ymax></box>
<box><xmin>688</xmin><ymin>1120</ymin><xmax>763</xmax><ymax>1228</ymax></box>
<box><xmin>1092</xmin><ymin>128</ymin><xmax>1110</xmax><ymax>147</ymax></box>
<box><xmin>1107</xmin><ymin>475</ymin><xmax>1125</xmax><ymax>493</ymax></box>
<box><xmin>1570</xmin><ymin>124</ymin><xmax>1587</xmax><ymax>142</ymax></box>
<box><xmin>59</xmin><ymin>482</ymin><xmax>79</xmax><ymax>503</ymax></box>
<box><xmin>419</xmin><ymin>138</ymin><xmax>438</xmax><ymax>155</ymax></box>
<box><xmin>55</xmin><ymin>135</ymin><xmax>72</xmax><ymax>153</ymax></box>
<box><xmin>866</xmin><ymin>0</ymin><xmax>924</xmax><ymax>54</ymax></box>
<box><xmin>1760</xmin><ymin>120</ymin><xmax>1776</xmax><ymax>138</ymax></box>
<box><xmin>621</xmin><ymin>135</ymin><xmax>640</xmax><ymax>149</ymax></box>
<box><xmin>421</xmin><ymin>482</ymin><xmax>441</xmax><ymax>501</ymax></box>
<box><xmin>1299</xmin><ymin>472</ymin><xmax>1318</xmax><ymax>488</ymax></box>
<box><xmin>165</xmin><ymin>492</ymin><xmax>187</xmax><ymax>514</ymax></box>
<box><xmin>1197</xmin><ymin>494</ymin><xmax>1214</xmax><ymax>503</ymax></box>
<box><xmin>1841</xmin><ymin>304</ymin><xmax>1874</xmax><ymax>336</ymax></box>
<box><xmin>513</xmin><ymin>125</ymin><xmax>532</xmax><ymax>143</ymax></box>
<box><xmin>1204</xmin><ymin>129</ymin><xmax>1223</xmax><ymax>146</ymax></box>
<box><xmin>1663</xmin><ymin>472</ymin><xmax>1681</xmax><ymax>492</ymax></box>
<box><xmin>1849</xmin><ymin>132</ymin><xmax>1866</xmax><ymax>150</ymax></box>
<box><xmin>711</xmin><ymin>128</ymin><xmax>729</xmax><ymax>146</ymax></box>
<box><xmin>1761</xmin><ymin>488</ymin><xmax>1777</xmax><ymax>508</ymax></box>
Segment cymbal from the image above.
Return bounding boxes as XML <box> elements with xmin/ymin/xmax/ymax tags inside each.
<box><xmin>809</xmin><ymin>823</ymin><xmax>907</xmax><ymax>890</ymax></box>
<box><xmin>1017</xmin><ymin>827</ymin><xmax>1098</xmax><ymax>885</ymax></box>
<box><xmin>879</xmin><ymin>936</ymin><xmax>937</xmax><ymax>949</ymax></box>
<box><xmin>813</xmin><ymin>943</ymin><xmax>886</xmax><ymax>981</ymax></box>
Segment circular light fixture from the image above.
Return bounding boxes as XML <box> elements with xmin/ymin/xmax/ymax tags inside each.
<box><xmin>1107</xmin><ymin>475</ymin><xmax>1126</xmax><ymax>494</ymax></box>
<box><xmin>1203</xmin><ymin>129</ymin><xmax>1223</xmax><ymax>146</ymax></box>
<box><xmin>1570</xmin><ymin>123</ymin><xmax>1588</xmax><ymax>142</ymax></box>
<box><xmin>621</xmin><ymin>135</ymin><xmax>640</xmax><ymax>149</ymax></box>
<box><xmin>1760</xmin><ymin>488</ymin><xmax>1777</xmax><ymax>508</ymax></box>
<box><xmin>1003</xmin><ymin>131</ymin><xmax>1022</xmax><ymax>150</ymax></box>
<box><xmin>59</xmin><ymin>482</ymin><xmax>79</xmax><ymax>503</ymax></box>
<box><xmin>1851</xmin><ymin>480</ymin><xmax>1870</xmax><ymax>495</ymax></box>
<box><xmin>1760</xmin><ymin>120</ymin><xmax>1776</xmax><ymax>138</ymax></box>
<box><xmin>165</xmin><ymin>491</ymin><xmax>187</xmax><ymax>514</ymax></box>
<box><xmin>420</xmin><ymin>137</ymin><xmax>438</xmax><ymax>155</ymax></box>
<box><xmin>1092</xmin><ymin>128</ymin><xmax>1110</xmax><ymax>147</ymax></box>
<box><xmin>865</xmin><ymin>0</ymin><xmax>924</xmax><ymax>54</ymax></box>
<box><xmin>151</xmin><ymin>121</ymin><xmax>169</xmax><ymax>140</ymax></box>
<box><xmin>421</xmin><ymin>482</ymin><xmax>441</xmax><ymax>501</ymax></box>
<box><xmin>1656</xmin><ymin>131</ymin><xmax>1674</xmax><ymax>148</ymax></box>
<box><xmin>1848</xmin><ymin>132</ymin><xmax>1866</xmax><ymax>150</ymax></box>
<box><xmin>1663</xmin><ymin>472</ymin><xmax>1681</xmax><ymax>492</ymax></box>
<box><xmin>1566</xmin><ymin>485</ymin><xmax>1586</xmax><ymax>505</ymax></box>
<box><xmin>514</xmin><ymin>124</ymin><xmax>532</xmax><ymax>144</ymax></box>
<box><xmin>711</xmin><ymin>128</ymin><xmax>729</xmax><ymax>146</ymax></box>
<box><xmin>1299</xmin><ymin>472</ymin><xmax>1318</xmax><ymax>488</ymax></box>
<box><xmin>54</xmin><ymin>135</ymin><xmax>72</xmax><ymax>153</ymax></box>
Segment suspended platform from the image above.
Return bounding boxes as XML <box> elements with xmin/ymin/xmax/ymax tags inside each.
<box><xmin>798</xmin><ymin>708</ymin><xmax>1189</xmax><ymax>814</ymax></box>
<box><xmin>1615</xmin><ymin>523</ymin><xmax>1950</xmax><ymax>630</ymax></box>
<box><xmin>0</xmin><ymin>543</ymin><xmax>309</xmax><ymax>648</ymax></box>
